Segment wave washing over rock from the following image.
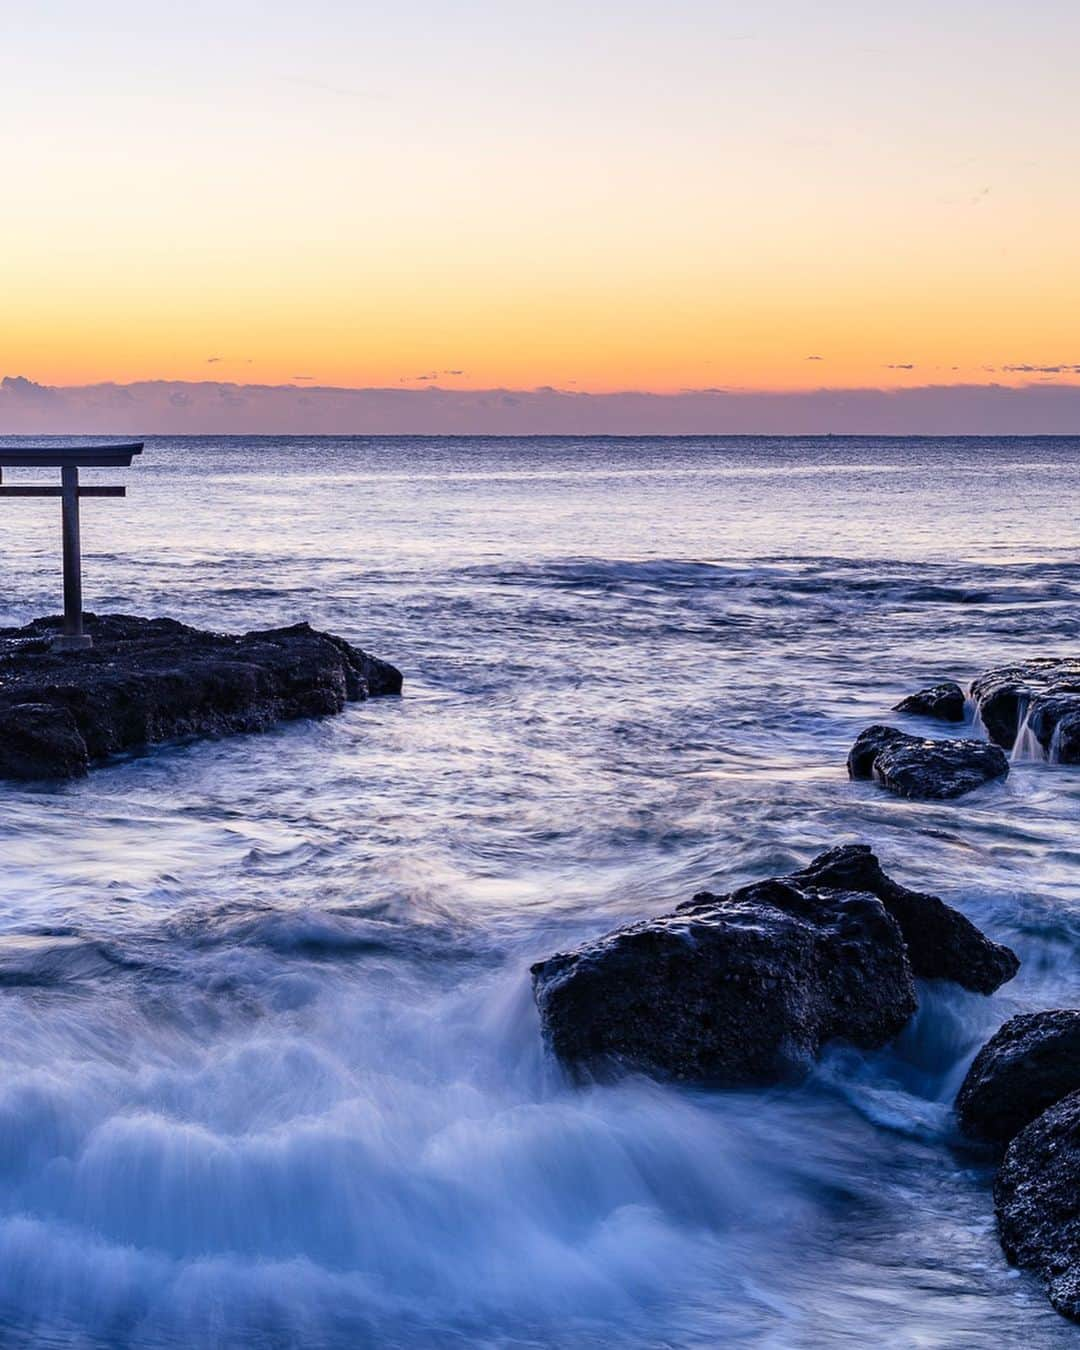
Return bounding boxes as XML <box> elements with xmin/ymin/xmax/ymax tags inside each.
<box><xmin>532</xmin><ymin>846</ymin><xmax>1017</xmax><ymax>1084</ymax></box>
<box><xmin>0</xmin><ymin>435</ymin><xmax>1079</xmax><ymax>1346</ymax></box>
<box><xmin>971</xmin><ymin>660</ymin><xmax>1080</xmax><ymax>763</ymax></box>
<box><xmin>848</xmin><ymin>660</ymin><xmax>1080</xmax><ymax>800</ymax></box>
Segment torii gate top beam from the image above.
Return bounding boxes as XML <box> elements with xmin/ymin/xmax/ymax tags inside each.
<box><xmin>0</xmin><ymin>443</ymin><xmax>143</xmax><ymax>469</ymax></box>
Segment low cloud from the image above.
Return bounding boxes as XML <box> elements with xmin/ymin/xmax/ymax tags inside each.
<box><xmin>5</xmin><ymin>376</ymin><xmax>1080</xmax><ymax>435</ymax></box>
<box><xmin>886</xmin><ymin>364</ymin><xmax>916</xmax><ymax>370</ymax></box>
<box><xmin>0</xmin><ymin>375</ymin><xmax>58</xmax><ymax>403</ymax></box>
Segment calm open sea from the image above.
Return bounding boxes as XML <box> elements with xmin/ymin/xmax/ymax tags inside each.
<box><xmin>0</xmin><ymin>435</ymin><xmax>1078</xmax><ymax>1347</ymax></box>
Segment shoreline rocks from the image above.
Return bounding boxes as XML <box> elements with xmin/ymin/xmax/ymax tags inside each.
<box><xmin>957</xmin><ymin>1010</ymin><xmax>1080</xmax><ymax>1322</ymax></box>
<box><xmin>785</xmin><ymin>845</ymin><xmax>1018</xmax><ymax>994</ymax></box>
<box><xmin>531</xmin><ymin>846</ymin><xmax>1017</xmax><ymax>1087</ymax></box>
<box><xmin>0</xmin><ymin>613</ymin><xmax>402</xmax><ymax>781</ymax></box>
<box><xmin>956</xmin><ymin>1011</ymin><xmax>1080</xmax><ymax>1146</ymax></box>
<box><xmin>894</xmin><ymin>681</ymin><xmax>966</xmax><ymax>722</ymax></box>
<box><xmin>994</xmin><ymin>1090</ymin><xmax>1080</xmax><ymax>1323</ymax></box>
<box><xmin>847</xmin><ymin>725</ymin><xmax>1009</xmax><ymax>800</ymax></box>
<box><xmin>971</xmin><ymin>660</ymin><xmax>1080</xmax><ymax>762</ymax></box>
<box><xmin>869</xmin><ymin>655</ymin><xmax>1080</xmax><ymax>798</ymax></box>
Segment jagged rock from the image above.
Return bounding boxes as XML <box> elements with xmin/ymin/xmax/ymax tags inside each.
<box><xmin>786</xmin><ymin>845</ymin><xmax>1018</xmax><ymax>994</ymax></box>
<box><xmin>531</xmin><ymin>847</ymin><xmax>1016</xmax><ymax>1087</ymax></box>
<box><xmin>957</xmin><ymin>1011</ymin><xmax>1080</xmax><ymax>1146</ymax></box>
<box><xmin>894</xmin><ymin>681</ymin><xmax>966</xmax><ymax>722</ymax></box>
<box><xmin>970</xmin><ymin>660</ymin><xmax>1080</xmax><ymax>762</ymax></box>
<box><xmin>0</xmin><ymin>614</ymin><xmax>402</xmax><ymax>781</ymax></box>
<box><xmin>847</xmin><ymin>724</ymin><xmax>1009</xmax><ymax>799</ymax></box>
<box><xmin>994</xmin><ymin>1090</ymin><xmax>1080</xmax><ymax>1323</ymax></box>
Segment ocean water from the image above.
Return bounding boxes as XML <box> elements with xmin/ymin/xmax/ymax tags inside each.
<box><xmin>0</xmin><ymin>434</ymin><xmax>1078</xmax><ymax>1348</ymax></box>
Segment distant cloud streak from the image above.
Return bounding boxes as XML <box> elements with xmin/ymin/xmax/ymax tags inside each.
<box><xmin>1001</xmin><ymin>363</ymin><xmax>1080</xmax><ymax>375</ymax></box>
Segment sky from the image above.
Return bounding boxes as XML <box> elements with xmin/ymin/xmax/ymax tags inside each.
<box><xmin>2</xmin><ymin>1</ymin><xmax>1078</xmax><ymax>427</ymax></box>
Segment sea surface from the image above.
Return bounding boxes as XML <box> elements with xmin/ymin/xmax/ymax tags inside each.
<box><xmin>0</xmin><ymin>435</ymin><xmax>1078</xmax><ymax>1348</ymax></box>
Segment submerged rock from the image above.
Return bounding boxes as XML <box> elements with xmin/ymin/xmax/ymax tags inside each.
<box><xmin>0</xmin><ymin>933</ymin><xmax>131</xmax><ymax>986</ymax></box>
<box><xmin>0</xmin><ymin>614</ymin><xmax>402</xmax><ymax>781</ymax></box>
<box><xmin>847</xmin><ymin>724</ymin><xmax>1009</xmax><ymax>799</ymax></box>
<box><xmin>531</xmin><ymin>846</ymin><xmax>1016</xmax><ymax>1087</ymax></box>
<box><xmin>994</xmin><ymin>1090</ymin><xmax>1080</xmax><ymax>1323</ymax></box>
<box><xmin>894</xmin><ymin>681</ymin><xmax>966</xmax><ymax>722</ymax></box>
<box><xmin>957</xmin><ymin>1011</ymin><xmax>1080</xmax><ymax>1147</ymax></box>
<box><xmin>970</xmin><ymin>660</ymin><xmax>1080</xmax><ymax>762</ymax></box>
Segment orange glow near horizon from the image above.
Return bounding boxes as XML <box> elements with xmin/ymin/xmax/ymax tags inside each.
<box><xmin>2</xmin><ymin>4</ymin><xmax>1078</xmax><ymax>398</ymax></box>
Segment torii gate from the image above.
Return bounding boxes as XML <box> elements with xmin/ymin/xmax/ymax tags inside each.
<box><xmin>0</xmin><ymin>443</ymin><xmax>144</xmax><ymax>650</ymax></box>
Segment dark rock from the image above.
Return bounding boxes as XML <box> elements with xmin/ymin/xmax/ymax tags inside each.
<box><xmin>532</xmin><ymin>875</ymin><xmax>917</xmax><ymax>1086</ymax></box>
<box><xmin>786</xmin><ymin>845</ymin><xmax>1018</xmax><ymax>994</ymax></box>
<box><xmin>994</xmin><ymin>1089</ymin><xmax>1080</xmax><ymax>1322</ymax></box>
<box><xmin>847</xmin><ymin>724</ymin><xmax>1009</xmax><ymax>799</ymax></box>
<box><xmin>894</xmin><ymin>681</ymin><xmax>966</xmax><ymax>722</ymax></box>
<box><xmin>531</xmin><ymin>845</ymin><xmax>1018</xmax><ymax>1086</ymax></box>
<box><xmin>847</xmin><ymin>724</ymin><xmax>906</xmax><ymax>779</ymax></box>
<box><xmin>0</xmin><ymin>614</ymin><xmax>402</xmax><ymax>781</ymax></box>
<box><xmin>957</xmin><ymin>1011</ymin><xmax>1080</xmax><ymax>1146</ymax></box>
<box><xmin>0</xmin><ymin>703</ymin><xmax>89</xmax><ymax>779</ymax></box>
<box><xmin>970</xmin><ymin>660</ymin><xmax>1080</xmax><ymax>761</ymax></box>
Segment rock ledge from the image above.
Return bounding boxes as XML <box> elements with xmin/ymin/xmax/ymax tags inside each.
<box><xmin>0</xmin><ymin>613</ymin><xmax>402</xmax><ymax>780</ymax></box>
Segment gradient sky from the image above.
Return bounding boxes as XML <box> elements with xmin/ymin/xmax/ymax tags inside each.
<box><xmin>2</xmin><ymin>1</ymin><xmax>1078</xmax><ymax>395</ymax></box>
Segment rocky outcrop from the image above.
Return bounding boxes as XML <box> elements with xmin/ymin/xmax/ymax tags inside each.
<box><xmin>994</xmin><ymin>1090</ymin><xmax>1080</xmax><ymax>1323</ymax></box>
<box><xmin>0</xmin><ymin>614</ymin><xmax>402</xmax><ymax>780</ymax></box>
<box><xmin>847</xmin><ymin>725</ymin><xmax>1009</xmax><ymax>799</ymax></box>
<box><xmin>957</xmin><ymin>1011</ymin><xmax>1080</xmax><ymax>1146</ymax></box>
<box><xmin>894</xmin><ymin>681</ymin><xmax>966</xmax><ymax>722</ymax></box>
<box><xmin>787</xmin><ymin>845</ymin><xmax>1018</xmax><ymax>994</ymax></box>
<box><xmin>957</xmin><ymin>1010</ymin><xmax>1080</xmax><ymax>1321</ymax></box>
<box><xmin>531</xmin><ymin>846</ymin><xmax>1017</xmax><ymax>1087</ymax></box>
<box><xmin>970</xmin><ymin>660</ymin><xmax>1080</xmax><ymax>762</ymax></box>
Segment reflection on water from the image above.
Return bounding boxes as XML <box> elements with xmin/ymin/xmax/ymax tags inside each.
<box><xmin>0</xmin><ymin>435</ymin><xmax>1077</xmax><ymax>1346</ymax></box>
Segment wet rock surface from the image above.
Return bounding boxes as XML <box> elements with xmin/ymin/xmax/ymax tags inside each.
<box><xmin>531</xmin><ymin>846</ymin><xmax>1015</xmax><ymax>1087</ymax></box>
<box><xmin>0</xmin><ymin>613</ymin><xmax>402</xmax><ymax>781</ymax></box>
<box><xmin>894</xmin><ymin>681</ymin><xmax>966</xmax><ymax>722</ymax></box>
<box><xmin>994</xmin><ymin>1090</ymin><xmax>1080</xmax><ymax>1323</ymax></box>
<box><xmin>970</xmin><ymin>659</ymin><xmax>1080</xmax><ymax>762</ymax></box>
<box><xmin>787</xmin><ymin>845</ymin><xmax>1018</xmax><ymax>994</ymax></box>
<box><xmin>847</xmin><ymin>724</ymin><xmax>1009</xmax><ymax>799</ymax></box>
<box><xmin>957</xmin><ymin>1010</ymin><xmax>1080</xmax><ymax>1147</ymax></box>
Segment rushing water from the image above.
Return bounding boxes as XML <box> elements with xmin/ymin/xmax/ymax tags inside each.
<box><xmin>0</xmin><ymin>435</ymin><xmax>1078</xmax><ymax>1348</ymax></box>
